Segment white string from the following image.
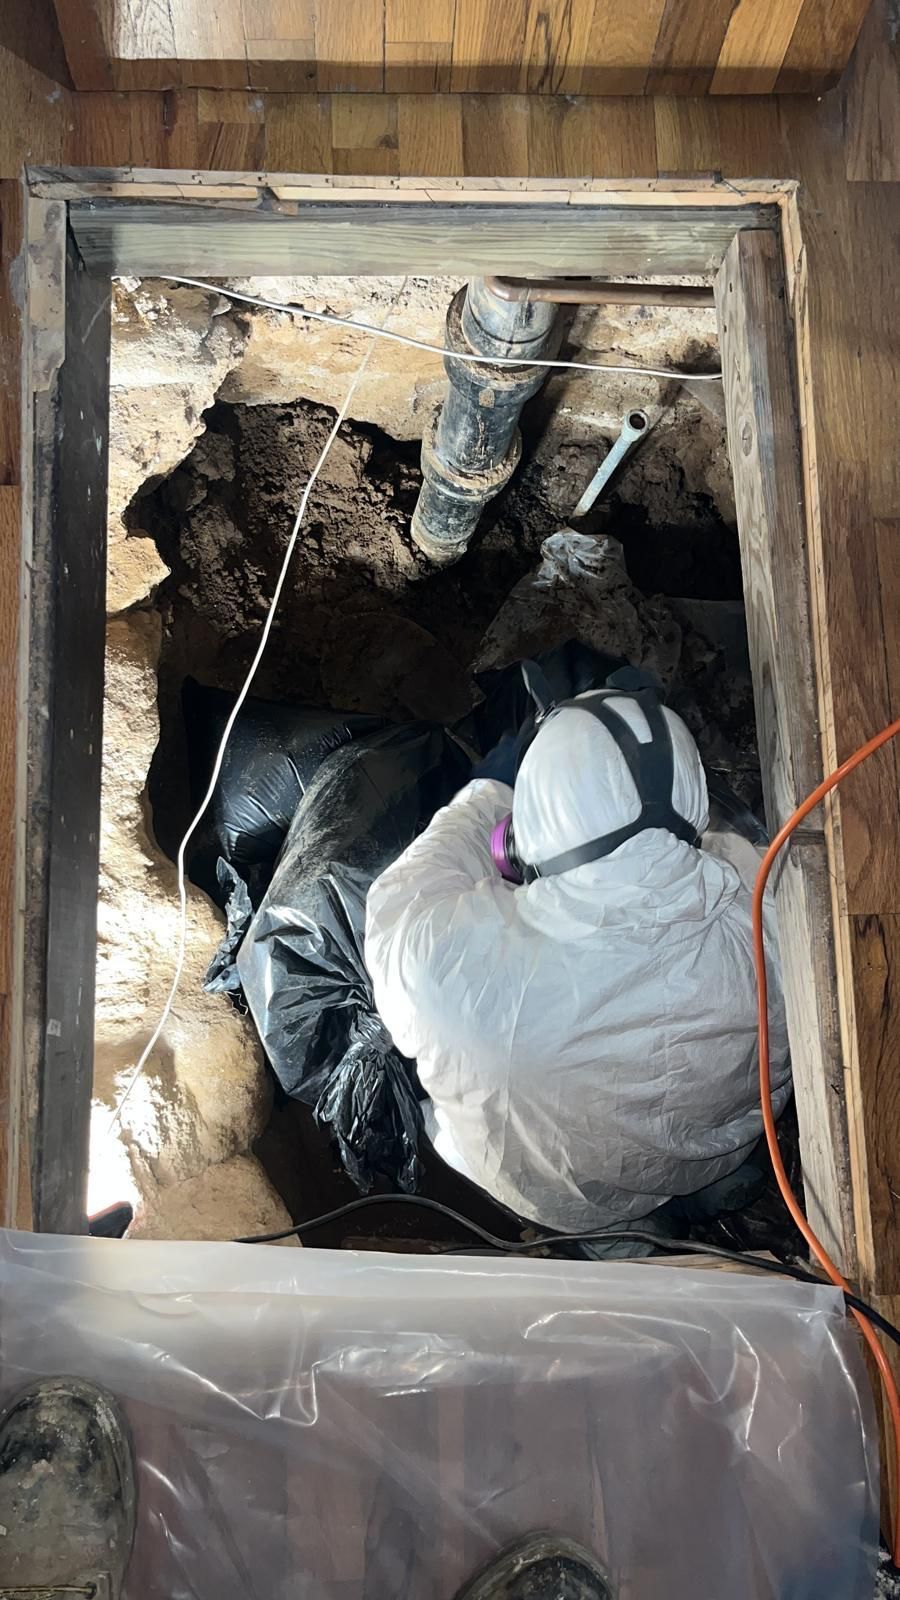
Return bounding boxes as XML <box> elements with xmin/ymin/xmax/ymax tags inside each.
<box><xmin>111</xmin><ymin>327</ymin><xmax>382</xmax><ymax>1126</ymax></box>
<box><xmin>166</xmin><ymin>276</ymin><xmax>723</xmax><ymax>382</ymax></box>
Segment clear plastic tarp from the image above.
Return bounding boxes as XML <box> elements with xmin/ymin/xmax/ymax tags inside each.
<box><xmin>0</xmin><ymin>1233</ymin><xmax>878</xmax><ymax>1599</ymax></box>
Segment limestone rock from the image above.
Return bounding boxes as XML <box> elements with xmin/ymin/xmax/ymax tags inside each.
<box><xmin>107</xmin><ymin>281</ymin><xmax>249</xmax><ymax>613</ymax></box>
<box><xmin>219</xmin><ymin>274</ymin><xmax>464</xmax><ymax>441</ymax></box>
<box><xmin>126</xmin><ymin>1154</ymin><xmax>298</xmax><ymax>1245</ymax></box>
<box><xmin>93</xmin><ymin>608</ymin><xmax>270</xmax><ymax>1216</ymax></box>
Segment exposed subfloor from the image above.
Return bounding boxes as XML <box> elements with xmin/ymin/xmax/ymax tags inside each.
<box><xmin>95</xmin><ymin>273</ymin><xmax>789</xmax><ymax>1254</ymax></box>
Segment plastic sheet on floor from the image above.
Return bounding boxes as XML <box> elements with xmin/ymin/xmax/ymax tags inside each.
<box><xmin>0</xmin><ymin>1233</ymin><xmax>878</xmax><ymax>1600</ymax></box>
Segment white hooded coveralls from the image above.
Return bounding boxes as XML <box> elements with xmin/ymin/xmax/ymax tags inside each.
<box><xmin>365</xmin><ymin>694</ymin><xmax>791</xmax><ymax>1232</ymax></box>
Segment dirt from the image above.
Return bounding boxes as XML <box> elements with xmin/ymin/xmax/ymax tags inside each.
<box><xmin>135</xmin><ymin>386</ymin><xmax>757</xmax><ymax>863</ymax></box>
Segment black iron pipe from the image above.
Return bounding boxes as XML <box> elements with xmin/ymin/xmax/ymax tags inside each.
<box><xmin>411</xmin><ymin>279</ymin><xmax>563</xmax><ymax>564</ymax></box>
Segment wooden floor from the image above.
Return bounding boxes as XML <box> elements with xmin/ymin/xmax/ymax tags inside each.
<box><xmin>1</xmin><ymin>0</ymin><xmax>899</xmax><ymax>1345</ymax></box>
<box><xmin>48</xmin><ymin>0</ymin><xmax>871</xmax><ymax>95</ymax></box>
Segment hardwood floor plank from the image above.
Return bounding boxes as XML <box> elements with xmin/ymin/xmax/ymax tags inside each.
<box><xmin>450</xmin><ymin>0</ymin><xmax>529</xmax><ymax>92</ymax></box>
<box><xmin>460</xmin><ymin>93</ymin><xmax>529</xmax><ymax>174</ymax></box>
<box><xmin>844</xmin><ymin>0</ymin><xmax>900</xmax><ymax>181</ymax></box>
<box><xmin>519</xmin><ymin>0</ymin><xmax>595</xmax><ymax>95</ymax></box>
<box><xmin>51</xmin><ymin>0</ymin><xmax>114</xmax><ymax>89</ymax></box>
<box><xmin>526</xmin><ymin>96</ymin><xmax>593</xmax><ymax>178</ymax></box>
<box><xmin>63</xmin><ymin>91</ymin><xmax>133</xmax><ymax>165</ymax></box>
<box><xmin>776</xmin><ymin>0</ymin><xmax>871</xmax><ymax>92</ymax></box>
<box><xmin>819</xmin><ymin>460</ymin><xmax>900</xmax><ymax>916</ymax></box>
<box><xmin>711</xmin><ymin>0</ymin><xmax>805</xmax><ymax>94</ymax></box>
<box><xmin>397</xmin><ymin>94</ymin><xmax>463</xmax><ymax>175</ymax></box>
<box><xmin>647</xmin><ymin>0</ymin><xmax>739</xmax><ymax>96</ymax></box>
<box><xmin>386</xmin><ymin>0</ymin><xmax>455</xmax><ymax>44</ymax></box>
<box><xmin>580</xmin><ymin>0</ymin><xmax>666</xmax><ymax>95</ymax></box>
<box><xmin>385</xmin><ymin>42</ymin><xmax>452</xmax><ymax>93</ymax></box>
<box><xmin>849</xmin><ymin>913</ymin><xmax>900</xmax><ymax>1294</ymax></box>
<box><xmin>314</xmin><ymin>0</ymin><xmax>385</xmax><ymax>92</ymax></box>
<box><xmin>263</xmin><ymin>92</ymin><xmax>334</xmax><ymax>170</ymax></box>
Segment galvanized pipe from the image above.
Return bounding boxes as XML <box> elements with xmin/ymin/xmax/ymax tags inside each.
<box><xmin>484</xmin><ymin>275</ymin><xmax>716</xmax><ymax>308</ymax></box>
<box><xmin>572</xmin><ymin>410</ymin><xmax>650</xmax><ymax>518</ymax></box>
<box><xmin>411</xmin><ymin>279</ymin><xmax>563</xmax><ymax>564</ymax></box>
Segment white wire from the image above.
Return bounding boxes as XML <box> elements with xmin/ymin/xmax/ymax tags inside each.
<box><xmin>112</xmin><ymin>329</ymin><xmax>381</xmax><ymax>1126</ymax></box>
<box><xmin>167</xmin><ymin>276</ymin><xmax>723</xmax><ymax>382</ymax></box>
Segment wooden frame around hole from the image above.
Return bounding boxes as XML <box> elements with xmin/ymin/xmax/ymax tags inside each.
<box><xmin>14</xmin><ymin>169</ymin><xmax>854</xmax><ymax>1278</ymax></box>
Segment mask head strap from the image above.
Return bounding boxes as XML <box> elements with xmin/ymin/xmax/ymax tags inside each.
<box><xmin>518</xmin><ymin>685</ymin><xmax>700</xmax><ymax>883</ymax></box>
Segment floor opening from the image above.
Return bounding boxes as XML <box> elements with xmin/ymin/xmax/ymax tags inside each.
<box><xmin>93</xmin><ymin>272</ymin><xmax>797</xmax><ymax>1253</ymax></box>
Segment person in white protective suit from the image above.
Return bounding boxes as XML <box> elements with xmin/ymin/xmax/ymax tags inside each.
<box><xmin>365</xmin><ymin>683</ymin><xmax>792</xmax><ymax>1234</ymax></box>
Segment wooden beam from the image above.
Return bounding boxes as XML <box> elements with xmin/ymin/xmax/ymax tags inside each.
<box><xmin>714</xmin><ymin>229</ymin><xmax>855</xmax><ymax>1270</ymax></box>
<box><xmin>24</xmin><ymin>220</ymin><xmax>110</xmax><ymax>1234</ymax></box>
<box><xmin>66</xmin><ymin>195</ymin><xmax>777</xmax><ymax>277</ymax></box>
<box><xmin>0</xmin><ymin>486</ymin><xmax>29</xmax><ymax>1230</ymax></box>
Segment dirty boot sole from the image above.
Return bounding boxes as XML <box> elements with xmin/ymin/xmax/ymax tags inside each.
<box><xmin>454</xmin><ymin>1534</ymin><xmax>616</xmax><ymax>1600</ymax></box>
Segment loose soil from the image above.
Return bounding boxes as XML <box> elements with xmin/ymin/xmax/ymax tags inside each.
<box><xmin>138</xmin><ymin>391</ymin><xmax>759</xmax><ymax>863</ymax></box>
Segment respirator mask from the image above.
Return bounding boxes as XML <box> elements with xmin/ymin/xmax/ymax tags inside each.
<box><xmin>489</xmin><ymin>666</ymin><xmax>699</xmax><ymax>887</ymax></box>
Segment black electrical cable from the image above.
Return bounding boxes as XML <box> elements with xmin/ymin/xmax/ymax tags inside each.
<box><xmin>234</xmin><ymin>1193</ymin><xmax>511</xmax><ymax>1250</ymax></box>
<box><xmin>233</xmin><ymin>1192</ymin><xmax>900</xmax><ymax>1348</ymax></box>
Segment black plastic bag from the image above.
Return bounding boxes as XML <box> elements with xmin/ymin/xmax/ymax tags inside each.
<box><xmin>203</xmin><ymin>859</ymin><xmax>253</xmax><ymax>1004</ymax></box>
<box><xmin>460</xmin><ymin>639</ymin><xmax>626</xmax><ymax>756</ymax></box>
<box><xmin>237</xmin><ymin>722</ymin><xmax>471</xmax><ymax>1192</ymax></box>
<box><xmin>706</xmin><ymin>769</ymin><xmax>769</xmax><ymax>846</ymax></box>
<box><xmin>316</xmin><ymin>1013</ymin><xmax>422</xmax><ymax>1194</ymax></box>
<box><xmin>183</xmin><ymin>677</ymin><xmax>387</xmax><ymax>905</ymax></box>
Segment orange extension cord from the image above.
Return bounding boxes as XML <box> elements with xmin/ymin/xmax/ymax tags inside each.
<box><xmin>752</xmin><ymin>716</ymin><xmax>900</xmax><ymax>1564</ymax></box>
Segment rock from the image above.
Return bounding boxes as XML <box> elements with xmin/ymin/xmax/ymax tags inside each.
<box><xmin>93</xmin><ymin>609</ymin><xmax>271</xmax><ymax>1217</ymax></box>
<box><xmin>220</xmin><ymin>274</ymin><xmax>464</xmax><ymax>440</ymax></box>
<box><xmin>106</xmin><ymin>528</ymin><xmax>168</xmax><ymax>614</ymax></box>
<box><xmin>107</xmin><ymin>282</ymin><xmax>249</xmax><ymax>614</ymax></box>
<box><xmin>126</xmin><ymin>1153</ymin><xmax>298</xmax><ymax>1245</ymax></box>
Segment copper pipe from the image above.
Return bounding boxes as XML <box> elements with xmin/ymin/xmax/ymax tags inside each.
<box><xmin>484</xmin><ymin>275</ymin><xmax>716</xmax><ymax>308</ymax></box>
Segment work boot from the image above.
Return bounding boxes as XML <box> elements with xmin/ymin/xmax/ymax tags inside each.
<box><xmin>454</xmin><ymin>1534</ymin><xmax>616</xmax><ymax>1600</ymax></box>
<box><xmin>0</xmin><ymin>1378</ymin><xmax>136</xmax><ymax>1600</ymax></box>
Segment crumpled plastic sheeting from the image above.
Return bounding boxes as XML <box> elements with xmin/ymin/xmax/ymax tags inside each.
<box><xmin>0</xmin><ymin>1235</ymin><xmax>877</xmax><ymax>1600</ymax></box>
<box><xmin>475</xmin><ymin>531</ymin><xmax>682</xmax><ymax>688</ymax></box>
<box><xmin>203</xmin><ymin>860</ymin><xmax>253</xmax><ymax>1000</ymax></box>
<box><xmin>315</xmin><ymin>1010</ymin><xmax>422</xmax><ymax>1193</ymax></box>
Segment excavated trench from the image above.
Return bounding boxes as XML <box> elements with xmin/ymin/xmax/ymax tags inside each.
<box><xmin>141</xmin><ymin>395</ymin><xmax>756</xmax><ymax>864</ymax></box>
<box><xmin>96</xmin><ymin>274</ymin><xmax>798</xmax><ymax>1251</ymax></box>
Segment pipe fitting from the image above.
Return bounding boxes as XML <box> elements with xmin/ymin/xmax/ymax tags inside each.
<box><xmin>413</xmin><ymin>412</ymin><xmax>523</xmax><ymax>563</ymax></box>
<box><xmin>461</xmin><ymin>277</ymin><xmax>559</xmax><ymax>356</ymax></box>
<box><xmin>411</xmin><ymin>281</ymin><xmax>562</xmax><ymax>563</ymax></box>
